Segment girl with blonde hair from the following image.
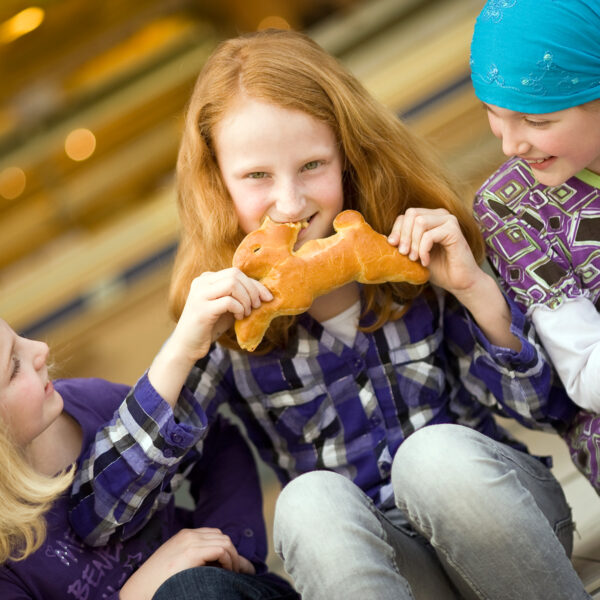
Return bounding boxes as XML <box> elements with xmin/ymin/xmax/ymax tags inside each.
<box><xmin>0</xmin><ymin>419</ymin><xmax>73</xmax><ymax>563</ymax></box>
<box><xmin>0</xmin><ymin>316</ymin><xmax>297</xmax><ymax>600</ymax></box>
<box><xmin>71</xmin><ymin>29</ymin><xmax>588</xmax><ymax>599</ymax></box>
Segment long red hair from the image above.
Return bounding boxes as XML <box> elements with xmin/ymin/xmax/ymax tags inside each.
<box><xmin>169</xmin><ymin>29</ymin><xmax>484</xmax><ymax>351</ymax></box>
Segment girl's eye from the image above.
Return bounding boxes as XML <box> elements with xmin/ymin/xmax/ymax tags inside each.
<box><xmin>247</xmin><ymin>172</ymin><xmax>267</xmax><ymax>179</ymax></box>
<box><xmin>10</xmin><ymin>356</ymin><xmax>20</xmax><ymax>381</ymax></box>
<box><xmin>525</xmin><ymin>119</ymin><xmax>549</xmax><ymax>127</ymax></box>
<box><xmin>302</xmin><ymin>160</ymin><xmax>322</xmax><ymax>171</ymax></box>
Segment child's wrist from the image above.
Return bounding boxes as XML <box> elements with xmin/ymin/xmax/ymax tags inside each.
<box><xmin>163</xmin><ymin>330</ymin><xmax>203</xmax><ymax>369</ymax></box>
<box><xmin>450</xmin><ymin>270</ymin><xmax>496</xmax><ymax>309</ymax></box>
<box><xmin>148</xmin><ymin>340</ymin><xmax>196</xmax><ymax>407</ymax></box>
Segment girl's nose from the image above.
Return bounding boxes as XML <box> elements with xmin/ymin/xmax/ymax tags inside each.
<box><xmin>500</xmin><ymin>125</ymin><xmax>530</xmax><ymax>158</ymax></box>
<box><xmin>32</xmin><ymin>340</ymin><xmax>49</xmax><ymax>370</ymax></box>
<box><xmin>272</xmin><ymin>179</ymin><xmax>306</xmax><ymax>222</ymax></box>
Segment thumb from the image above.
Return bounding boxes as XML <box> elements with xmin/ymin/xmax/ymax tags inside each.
<box><xmin>238</xmin><ymin>555</ymin><xmax>256</xmax><ymax>575</ymax></box>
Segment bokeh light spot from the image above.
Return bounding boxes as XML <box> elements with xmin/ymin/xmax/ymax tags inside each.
<box><xmin>257</xmin><ymin>16</ymin><xmax>291</xmax><ymax>31</ymax></box>
<box><xmin>0</xmin><ymin>167</ymin><xmax>26</xmax><ymax>200</ymax></box>
<box><xmin>65</xmin><ymin>128</ymin><xmax>96</xmax><ymax>161</ymax></box>
<box><xmin>0</xmin><ymin>7</ymin><xmax>45</xmax><ymax>44</ymax></box>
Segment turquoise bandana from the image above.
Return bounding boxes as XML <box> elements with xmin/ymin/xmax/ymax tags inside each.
<box><xmin>470</xmin><ymin>0</ymin><xmax>600</xmax><ymax>113</ymax></box>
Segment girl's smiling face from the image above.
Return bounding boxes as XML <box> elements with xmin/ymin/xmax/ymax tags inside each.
<box><xmin>0</xmin><ymin>319</ymin><xmax>62</xmax><ymax>448</ymax></box>
<box><xmin>213</xmin><ymin>98</ymin><xmax>345</xmax><ymax>245</ymax></box>
<box><xmin>485</xmin><ymin>102</ymin><xmax>600</xmax><ymax>186</ymax></box>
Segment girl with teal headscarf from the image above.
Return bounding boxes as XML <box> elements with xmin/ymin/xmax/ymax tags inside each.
<box><xmin>471</xmin><ymin>0</ymin><xmax>600</xmax><ymax>498</ymax></box>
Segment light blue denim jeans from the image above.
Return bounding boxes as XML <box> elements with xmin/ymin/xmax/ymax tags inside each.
<box><xmin>274</xmin><ymin>424</ymin><xmax>591</xmax><ymax>600</ymax></box>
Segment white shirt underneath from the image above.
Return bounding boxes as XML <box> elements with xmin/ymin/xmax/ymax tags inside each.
<box><xmin>531</xmin><ymin>296</ymin><xmax>600</xmax><ymax>412</ymax></box>
<box><xmin>321</xmin><ymin>300</ymin><xmax>361</xmax><ymax>347</ymax></box>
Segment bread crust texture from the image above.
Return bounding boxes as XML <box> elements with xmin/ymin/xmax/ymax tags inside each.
<box><xmin>232</xmin><ymin>210</ymin><xmax>429</xmax><ymax>351</ymax></box>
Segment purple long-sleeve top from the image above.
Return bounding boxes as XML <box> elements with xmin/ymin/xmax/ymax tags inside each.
<box><xmin>0</xmin><ymin>377</ymin><xmax>284</xmax><ymax>599</ymax></box>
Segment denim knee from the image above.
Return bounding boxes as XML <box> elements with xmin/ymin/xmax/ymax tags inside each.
<box><xmin>391</xmin><ymin>424</ymin><xmax>503</xmax><ymax>527</ymax></box>
<box><xmin>274</xmin><ymin>470</ymin><xmax>360</xmax><ymax>554</ymax></box>
<box><xmin>391</xmin><ymin>423</ymin><xmax>573</xmax><ymax>553</ymax></box>
<box><xmin>393</xmin><ymin>424</ymin><xmax>467</xmax><ymax>482</ymax></box>
<box><xmin>274</xmin><ymin>471</ymin><xmax>416</xmax><ymax>600</ymax></box>
<box><xmin>390</xmin><ymin>427</ymin><xmax>588</xmax><ymax>599</ymax></box>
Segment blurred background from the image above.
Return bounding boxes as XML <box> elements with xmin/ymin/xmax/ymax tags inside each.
<box><xmin>0</xmin><ymin>0</ymin><xmax>499</xmax><ymax>382</ymax></box>
<box><xmin>1</xmin><ymin>0</ymin><xmax>532</xmax><ymax>580</ymax></box>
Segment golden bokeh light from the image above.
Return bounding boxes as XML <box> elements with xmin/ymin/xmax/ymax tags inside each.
<box><xmin>0</xmin><ymin>7</ymin><xmax>45</xmax><ymax>44</ymax></box>
<box><xmin>0</xmin><ymin>167</ymin><xmax>26</xmax><ymax>200</ymax></box>
<box><xmin>65</xmin><ymin>128</ymin><xmax>97</xmax><ymax>161</ymax></box>
<box><xmin>257</xmin><ymin>16</ymin><xmax>291</xmax><ymax>31</ymax></box>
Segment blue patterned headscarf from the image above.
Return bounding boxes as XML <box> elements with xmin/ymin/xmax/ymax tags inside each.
<box><xmin>470</xmin><ymin>0</ymin><xmax>600</xmax><ymax>113</ymax></box>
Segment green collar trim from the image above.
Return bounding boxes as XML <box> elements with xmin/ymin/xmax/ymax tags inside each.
<box><xmin>575</xmin><ymin>168</ymin><xmax>600</xmax><ymax>188</ymax></box>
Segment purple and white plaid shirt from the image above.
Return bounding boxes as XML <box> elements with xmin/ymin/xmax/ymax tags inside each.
<box><xmin>71</xmin><ymin>285</ymin><xmax>577</xmax><ymax>546</ymax></box>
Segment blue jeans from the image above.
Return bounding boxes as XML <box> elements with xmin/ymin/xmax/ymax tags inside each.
<box><xmin>274</xmin><ymin>424</ymin><xmax>591</xmax><ymax>600</ymax></box>
<box><xmin>152</xmin><ymin>567</ymin><xmax>299</xmax><ymax>600</ymax></box>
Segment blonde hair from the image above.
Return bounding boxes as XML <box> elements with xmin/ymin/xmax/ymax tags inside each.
<box><xmin>170</xmin><ymin>29</ymin><xmax>484</xmax><ymax>350</ymax></box>
<box><xmin>0</xmin><ymin>419</ymin><xmax>73</xmax><ymax>563</ymax></box>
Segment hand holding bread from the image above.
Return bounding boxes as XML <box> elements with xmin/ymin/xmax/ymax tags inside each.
<box><xmin>232</xmin><ymin>210</ymin><xmax>429</xmax><ymax>351</ymax></box>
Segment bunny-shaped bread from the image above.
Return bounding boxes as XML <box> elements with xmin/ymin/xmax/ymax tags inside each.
<box><xmin>232</xmin><ymin>210</ymin><xmax>429</xmax><ymax>351</ymax></box>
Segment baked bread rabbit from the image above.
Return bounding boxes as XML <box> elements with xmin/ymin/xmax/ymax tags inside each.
<box><xmin>232</xmin><ymin>210</ymin><xmax>429</xmax><ymax>351</ymax></box>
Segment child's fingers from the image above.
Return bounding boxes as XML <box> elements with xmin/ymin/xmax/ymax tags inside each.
<box><xmin>238</xmin><ymin>555</ymin><xmax>256</xmax><ymax>575</ymax></box>
<box><xmin>256</xmin><ymin>281</ymin><xmax>274</xmax><ymax>303</ymax></box>
<box><xmin>391</xmin><ymin>208</ymin><xmax>451</xmax><ymax>260</ymax></box>
<box><xmin>191</xmin><ymin>269</ymin><xmax>271</xmax><ymax>319</ymax></box>
<box><xmin>190</xmin><ymin>529</ymin><xmax>241</xmax><ymax>572</ymax></box>
<box><xmin>213</xmin><ymin>269</ymin><xmax>273</xmax><ymax>313</ymax></box>
<box><xmin>411</xmin><ymin>213</ymin><xmax>457</xmax><ymax>263</ymax></box>
<box><xmin>236</xmin><ymin>271</ymin><xmax>273</xmax><ymax>309</ymax></box>
<box><xmin>213</xmin><ymin>296</ymin><xmax>246</xmax><ymax>322</ymax></box>
<box><xmin>387</xmin><ymin>216</ymin><xmax>403</xmax><ymax>246</ymax></box>
<box><xmin>209</xmin><ymin>544</ymin><xmax>237</xmax><ymax>572</ymax></box>
<box><xmin>204</xmin><ymin>270</ymin><xmax>254</xmax><ymax>312</ymax></box>
<box><xmin>407</xmin><ymin>212</ymin><xmax>428</xmax><ymax>262</ymax></box>
<box><xmin>388</xmin><ymin>211</ymin><xmax>416</xmax><ymax>254</ymax></box>
<box><xmin>196</xmin><ymin>545</ymin><xmax>235</xmax><ymax>571</ymax></box>
<box><xmin>390</xmin><ymin>208</ymin><xmax>438</xmax><ymax>254</ymax></box>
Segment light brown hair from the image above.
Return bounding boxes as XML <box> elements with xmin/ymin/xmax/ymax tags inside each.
<box><xmin>582</xmin><ymin>98</ymin><xmax>600</xmax><ymax>111</ymax></box>
<box><xmin>170</xmin><ymin>28</ymin><xmax>484</xmax><ymax>350</ymax></box>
